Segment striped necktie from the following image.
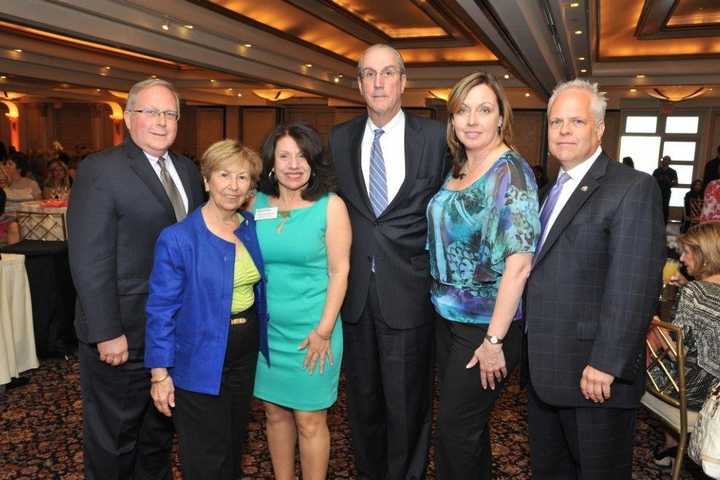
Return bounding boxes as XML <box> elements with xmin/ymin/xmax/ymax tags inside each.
<box><xmin>369</xmin><ymin>128</ymin><xmax>387</xmax><ymax>217</ymax></box>
<box><xmin>157</xmin><ymin>156</ymin><xmax>186</xmax><ymax>221</ymax></box>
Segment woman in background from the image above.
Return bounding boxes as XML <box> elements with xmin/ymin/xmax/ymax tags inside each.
<box><xmin>42</xmin><ymin>159</ymin><xmax>72</xmax><ymax>200</ymax></box>
<box><xmin>682</xmin><ymin>179</ymin><xmax>704</xmax><ymax>233</ymax></box>
<box><xmin>651</xmin><ymin>222</ymin><xmax>720</xmax><ymax>467</ymax></box>
<box><xmin>426</xmin><ymin>72</ymin><xmax>540</xmax><ymax>479</ymax></box>
<box><xmin>2</xmin><ymin>153</ymin><xmax>41</xmax><ymax>211</ymax></box>
<box><xmin>145</xmin><ymin>139</ymin><xmax>268</xmax><ymax>480</ymax></box>
<box><xmin>253</xmin><ymin>122</ymin><xmax>351</xmax><ymax>480</ymax></box>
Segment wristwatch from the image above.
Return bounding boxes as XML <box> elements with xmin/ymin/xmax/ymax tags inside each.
<box><xmin>485</xmin><ymin>334</ymin><xmax>504</xmax><ymax>345</ymax></box>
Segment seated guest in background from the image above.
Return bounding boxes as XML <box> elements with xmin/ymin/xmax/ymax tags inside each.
<box><xmin>426</xmin><ymin>72</ymin><xmax>540</xmax><ymax>479</ymax></box>
<box><xmin>253</xmin><ymin>123</ymin><xmax>351</xmax><ymax>480</ymax></box>
<box><xmin>2</xmin><ymin>153</ymin><xmax>42</xmax><ymax>211</ymax></box>
<box><xmin>145</xmin><ymin>139</ymin><xmax>268</xmax><ymax>480</ymax></box>
<box><xmin>622</xmin><ymin>156</ymin><xmax>634</xmax><ymax>169</ymax></box>
<box><xmin>683</xmin><ymin>179</ymin><xmax>704</xmax><ymax>232</ymax></box>
<box><xmin>700</xmin><ymin>179</ymin><xmax>720</xmax><ymax>223</ymax></box>
<box><xmin>703</xmin><ymin>145</ymin><xmax>720</xmax><ymax>189</ymax></box>
<box><xmin>42</xmin><ymin>159</ymin><xmax>73</xmax><ymax>200</ymax></box>
<box><xmin>0</xmin><ymin>189</ymin><xmax>21</xmax><ymax>246</ymax></box>
<box><xmin>650</xmin><ymin>222</ymin><xmax>720</xmax><ymax>467</ymax></box>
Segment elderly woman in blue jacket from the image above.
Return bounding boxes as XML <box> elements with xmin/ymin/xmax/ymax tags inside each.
<box><xmin>145</xmin><ymin>139</ymin><xmax>268</xmax><ymax>480</ymax></box>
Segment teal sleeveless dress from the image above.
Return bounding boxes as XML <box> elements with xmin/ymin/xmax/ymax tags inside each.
<box><xmin>253</xmin><ymin>192</ymin><xmax>343</xmax><ymax>410</ymax></box>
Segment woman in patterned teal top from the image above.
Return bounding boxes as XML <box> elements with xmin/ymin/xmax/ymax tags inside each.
<box><xmin>426</xmin><ymin>72</ymin><xmax>540</xmax><ymax>479</ymax></box>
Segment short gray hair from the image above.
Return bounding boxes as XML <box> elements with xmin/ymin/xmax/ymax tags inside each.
<box><xmin>357</xmin><ymin>44</ymin><xmax>406</xmax><ymax>78</ymax></box>
<box><xmin>547</xmin><ymin>79</ymin><xmax>607</xmax><ymax>124</ymax></box>
<box><xmin>125</xmin><ymin>78</ymin><xmax>180</xmax><ymax>114</ymax></box>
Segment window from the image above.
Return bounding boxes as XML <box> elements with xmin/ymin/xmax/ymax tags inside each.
<box><xmin>662</xmin><ymin>141</ymin><xmax>696</xmax><ymax>162</ymax></box>
<box><xmin>619</xmin><ymin>135</ymin><xmax>661</xmax><ymax>176</ymax></box>
<box><xmin>625</xmin><ymin>116</ymin><xmax>658</xmax><ymax>134</ymax></box>
<box><xmin>665</xmin><ymin>116</ymin><xmax>699</xmax><ymax>134</ymax></box>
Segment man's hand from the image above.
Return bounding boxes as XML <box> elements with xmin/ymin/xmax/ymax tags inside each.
<box><xmin>97</xmin><ymin>335</ymin><xmax>129</xmax><ymax>366</ymax></box>
<box><xmin>580</xmin><ymin>365</ymin><xmax>614</xmax><ymax>403</ymax></box>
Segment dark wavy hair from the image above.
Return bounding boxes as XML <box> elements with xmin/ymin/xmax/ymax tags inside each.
<box><xmin>258</xmin><ymin>122</ymin><xmax>335</xmax><ymax>201</ymax></box>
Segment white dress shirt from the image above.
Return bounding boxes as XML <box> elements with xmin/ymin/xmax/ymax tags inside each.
<box><xmin>144</xmin><ymin>152</ymin><xmax>189</xmax><ymax>212</ymax></box>
<box><xmin>361</xmin><ymin>110</ymin><xmax>406</xmax><ymax>204</ymax></box>
<box><xmin>539</xmin><ymin>146</ymin><xmax>602</xmax><ymax>247</ymax></box>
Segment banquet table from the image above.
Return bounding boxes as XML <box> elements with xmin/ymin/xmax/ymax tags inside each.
<box><xmin>0</xmin><ymin>253</ymin><xmax>39</xmax><ymax>385</ymax></box>
<box><xmin>0</xmin><ymin>240</ymin><xmax>76</xmax><ymax>357</ymax></box>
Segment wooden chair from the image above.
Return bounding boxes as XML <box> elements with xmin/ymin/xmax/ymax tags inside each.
<box><xmin>642</xmin><ymin>317</ymin><xmax>700</xmax><ymax>480</ymax></box>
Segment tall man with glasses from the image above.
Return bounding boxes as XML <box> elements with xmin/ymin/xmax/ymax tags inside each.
<box><xmin>524</xmin><ymin>79</ymin><xmax>665</xmax><ymax>479</ymax></box>
<box><xmin>68</xmin><ymin>78</ymin><xmax>204</xmax><ymax>479</ymax></box>
<box><xmin>330</xmin><ymin>44</ymin><xmax>448</xmax><ymax>479</ymax></box>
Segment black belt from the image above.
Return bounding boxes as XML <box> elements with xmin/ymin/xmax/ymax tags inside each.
<box><xmin>230</xmin><ymin>305</ymin><xmax>255</xmax><ymax>325</ymax></box>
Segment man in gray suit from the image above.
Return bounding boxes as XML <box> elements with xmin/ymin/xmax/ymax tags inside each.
<box><xmin>330</xmin><ymin>44</ymin><xmax>448</xmax><ymax>479</ymax></box>
<box><xmin>68</xmin><ymin>78</ymin><xmax>204</xmax><ymax>479</ymax></box>
<box><xmin>524</xmin><ymin>79</ymin><xmax>665</xmax><ymax>479</ymax></box>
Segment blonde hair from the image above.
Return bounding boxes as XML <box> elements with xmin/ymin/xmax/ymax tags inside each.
<box><xmin>446</xmin><ymin>72</ymin><xmax>513</xmax><ymax>178</ymax></box>
<box><xmin>200</xmin><ymin>139</ymin><xmax>262</xmax><ymax>184</ymax></box>
<box><xmin>678</xmin><ymin>222</ymin><xmax>720</xmax><ymax>278</ymax></box>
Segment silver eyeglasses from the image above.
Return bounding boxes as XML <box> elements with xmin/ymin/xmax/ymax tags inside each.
<box><xmin>358</xmin><ymin>67</ymin><xmax>404</xmax><ymax>81</ymax></box>
<box><xmin>129</xmin><ymin>108</ymin><xmax>180</xmax><ymax>121</ymax></box>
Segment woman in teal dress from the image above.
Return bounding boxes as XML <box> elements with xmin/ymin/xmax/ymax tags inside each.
<box><xmin>253</xmin><ymin>122</ymin><xmax>351</xmax><ymax>480</ymax></box>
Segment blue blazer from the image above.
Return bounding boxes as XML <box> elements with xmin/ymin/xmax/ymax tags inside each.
<box><xmin>144</xmin><ymin>206</ymin><xmax>269</xmax><ymax>395</ymax></box>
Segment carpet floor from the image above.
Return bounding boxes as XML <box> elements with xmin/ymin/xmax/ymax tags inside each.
<box><xmin>0</xmin><ymin>357</ymin><xmax>709</xmax><ymax>479</ymax></box>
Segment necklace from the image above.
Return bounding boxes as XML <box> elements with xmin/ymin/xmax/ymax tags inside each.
<box><xmin>276</xmin><ymin>210</ymin><xmax>291</xmax><ymax>233</ymax></box>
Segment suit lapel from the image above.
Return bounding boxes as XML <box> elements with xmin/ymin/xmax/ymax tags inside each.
<box><xmin>533</xmin><ymin>153</ymin><xmax>609</xmax><ymax>266</ymax></box>
<box><xmin>125</xmin><ymin>139</ymin><xmax>176</xmax><ymax>218</ymax></box>
<box><xmin>384</xmin><ymin>112</ymin><xmax>421</xmax><ymax>216</ymax></box>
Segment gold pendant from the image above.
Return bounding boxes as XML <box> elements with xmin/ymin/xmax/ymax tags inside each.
<box><xmin>276</xmin><ymin>210</ymin><xmax>291</xmax><ymax>233</ymax></box>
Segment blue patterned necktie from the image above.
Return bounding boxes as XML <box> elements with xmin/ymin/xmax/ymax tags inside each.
<box><xmin>537</xmin><ymin>172</ymin><xmax>571</xmax><ymax>249</ymax></box>
<box><xmin>369</xmin><ymin>128</ymin><xmax>387</xmax><ymax>217</ymax></box>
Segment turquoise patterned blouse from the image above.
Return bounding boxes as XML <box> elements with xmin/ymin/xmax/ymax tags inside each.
<box><xmin>426</xmin><ymin>150</ymin><xmax>540</xmax><ymax>324</ymax></box>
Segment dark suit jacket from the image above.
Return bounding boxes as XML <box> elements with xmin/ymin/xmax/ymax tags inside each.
<box><xmin>329</xmin><ymin>112</ymin><xmax>448</xmax><ymax>328</ymax></box>
<box><xmin>525</xmin><ymin>153</ymin><xmax>665</xmax><ymax>408</ymax></box>
<box><xmin>68</xmin><ymin>138</ymin><xmax>204</xmax><ymax>356</ymax></box>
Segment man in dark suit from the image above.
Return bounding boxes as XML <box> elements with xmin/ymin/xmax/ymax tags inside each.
<box><xmin>525</xmin><ymin>79</ymin><xmax>665</xmax><ymax>479</ymax></box>
<box><xmin>329</xmin><ymin>44</ymin><xmax>447</xmax><ymax>480</ymax></box>
<box><xmin>68</xmin><ymin>78</ymin><xmax>204</xmax><ymax>479</ymax></box>
<box><xmin>703</xmin><ymin>145</ymin><xmax>720</xmax><ymax>189</ymax></box>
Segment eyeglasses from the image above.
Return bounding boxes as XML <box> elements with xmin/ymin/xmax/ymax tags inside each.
<box><xmin>129</xmin><ymin>108</ymin><xmax>180</xmax><ymax>121</ymax></box>
<box><xmin>548</xmin><ymin>117</ymin><xmax>590</xmax><ymax>130</ymax></box>
<box><xmin>358</xmin><ymin>67</ymin><xmax>404</xmax><ymax>81</ymax></box>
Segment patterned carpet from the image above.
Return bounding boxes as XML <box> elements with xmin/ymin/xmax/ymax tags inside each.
<box><xmin>0</xmin><ymin>357</ymin><xmax>709</xmax><ymax>479</ymax></box>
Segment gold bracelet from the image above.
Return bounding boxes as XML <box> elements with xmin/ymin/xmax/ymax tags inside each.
<box><xmin>150</xmin><ymin>372</ymin><xmax>170</xmax><ymax>384</ymax></box>
<box><xmin>313</xmin><ymin>328</ymin><xmax>330</xmax><ymax>341</ymax></box>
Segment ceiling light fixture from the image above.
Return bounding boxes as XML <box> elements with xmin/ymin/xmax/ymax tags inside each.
<box><xmin>580</xmin><ymin>69</ymin><xmax>588</xmax><ymax>73</ymax></box>
<box><xmin>161</xmin><ymin>24</ymin><xmax>169</xmax><ymax>31</ymax></box>
<box><xmin>574</xmin><ymin>30</ymin><xmax>583</xmax><ymax>35</ymax></box>
<box><xmin>304</xmin><ymin>63</ymin><xmax>313</xmax><ymax>68</ymax></box>
<box><xmin>630</xmin><ymin>88</ymin><xmax>637</xmax><ymax>93</ymax></box>
<box><xmin>570</xmin><ymin>2</ymin><xmax>580</xmax><ymax>7</ymax></box>
<box><xmin>646</xmin><ymin>85</ymin><xmax>710</xmax><ymax>102</ymax></box>
<box><xmin>636</xmin><ymin>74</ymin><xmax>646</xmax><ymax>78</ymax></box>
<box><xmin>503</xmin><ymin>74</ymin><xmax>510</xmax><ymax>79</ymax></box>
<box><xmin>0</xmin><ymin>76</ymin><xmax>6</xmax><ymax>80</ymax></box>
<box><xmin>253</xmin><ymin>89</ymin><xmax>294</xmax><ymax>102</ymax></box>
<box><xmin>13</xmin><ymin>48</ymin><xmax>22</xmax><ymax>53</ymax></box>
<box><xmin>243</xmin><ymin>43</ymin><xmax>253</xmax><ymax>48</ymax></box>
<box><xmin>524</xmin><ymin>92</ymin><xmax>531</xmax><ymax>97</ymax></box>
<box><xmin>184</xmin><ymin>24</ymin><xmax>194</xmax><ymax>29</ymax></box>
<box><xmin>428</xmin><ymin>89</ymin><xmax>451</xmax><ymax>101</ymax></box>
<box><xmin>578</xmin><ymin>57</ymin><xmax>585</xmax><ymax>61</ymax></box>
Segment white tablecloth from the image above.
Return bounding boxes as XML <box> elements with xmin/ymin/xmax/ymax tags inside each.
<box><xmin>0</xmin><ymin>253</ymin><xmax>38</xmax><ymax>385</ymax></box>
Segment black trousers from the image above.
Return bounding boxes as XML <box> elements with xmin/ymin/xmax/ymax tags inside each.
<box><xmin>527</xmin><ymin>382</ymin><xmax>637</xmax><ymax>480</ymax></box>
<box><xmin>78</xmin><ymin>341</ymin><xmax>174</xmax><ymax>480</ymax></box>
<box><xmin>343</xmin><ymin>275</ymin><xmax>434</xmax><ymax>480</ymax></box>
<box><xmin>435</xmin><ymin>318</ymin><xmax>522</xmax><ymax>480</ymax></box>
<box><xmin>173</xmin><ymin>307</ymin><xmax>259</xmax><ymax>480</ymax></box>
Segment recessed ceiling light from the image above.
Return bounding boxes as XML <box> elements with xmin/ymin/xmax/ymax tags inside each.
<box><xmin>578</xmin><ymin>57</ymin><xmax>585</xmax><ymax>61</ymax></box>
<box><xmin>636</xmin><ymin>74</ymin><xmax>646</xmax><ymax>78</ymax></box>
<box><xmin>100</xmin><ymin>72</ymin><xmax>107</xmax><ymax>76</ymax></box>
<box><xmin>570</xmin><ymin>2</ymin><xmax>580</xmax><ymax>7</ymax></box>
<box><xmin>184</xmin><ymin>25</ymin><xmax>194</xmax><ymax>29</ymax></box>
<box><xmin>304</xmin><ymin>63</ymin><xmax>313</xmax><ymax>68</ymax></box>
<box><xmin>13</xmin><ymin>48</ymin><xmax>22</xmax><ymax>53</ymax></box>
<box><xmin>580</xmin><ymin>69</ymin><xmax>587</xmax><ymax>73</ymax></box>
<box><xmin>0</xmin><ymin>75</ymin><xmax>6</xmax><ymax>80</ymax></box>
<box><xmin>104</xmin><ymin>66</ymin><xmax>111</xmax><ymax>70</ymax></box>
<box><xmin>210</xmin><ymin>79</ymin><xmax>216</xmax><ymax>83</ymax></box>
<box><xmin>524</xmin><ymin>92</ymin><xmax>531</xmax><ymax>97</ymax></box>
<box><xmin>574</xmin><ymin>30</ymin><xmax>583</xmax><ymax>35</ymax></box>
<box><xmin>96</xmin><ymin>88</ymin><xmax>101</xmax><ymax>92</ymax></box>
<box><xmin>151</xmin><ymin>75</ymin><xmax>157</xmax><ymax>79</ymax></box>
<box><xmin>161</xmin><ymin>24</ymin><xmax>169</xmax><ymax>31</ymax></box>
<box><xmin>243</xmin><ymin>43</ymin><xmax>253</xmax><ymax>48</ymax></box>
<box><xmin>334</xmin><ymin>77</ymin><xmax>340</xmax><ymax>83</ymax></box>
<box><xmin>237</xmin><ymin>93</ymin><xmax>243</xmax><ymax>97</ymax></box>
<box><xmin>503</xmin><ymin>74</ymin><xmax>510</xmax><ymax>79</ymax></box>
<box><xmin>630</xmin><ymin>88</ymin><xmax>637</xmax><ymax>93</ymax></box>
